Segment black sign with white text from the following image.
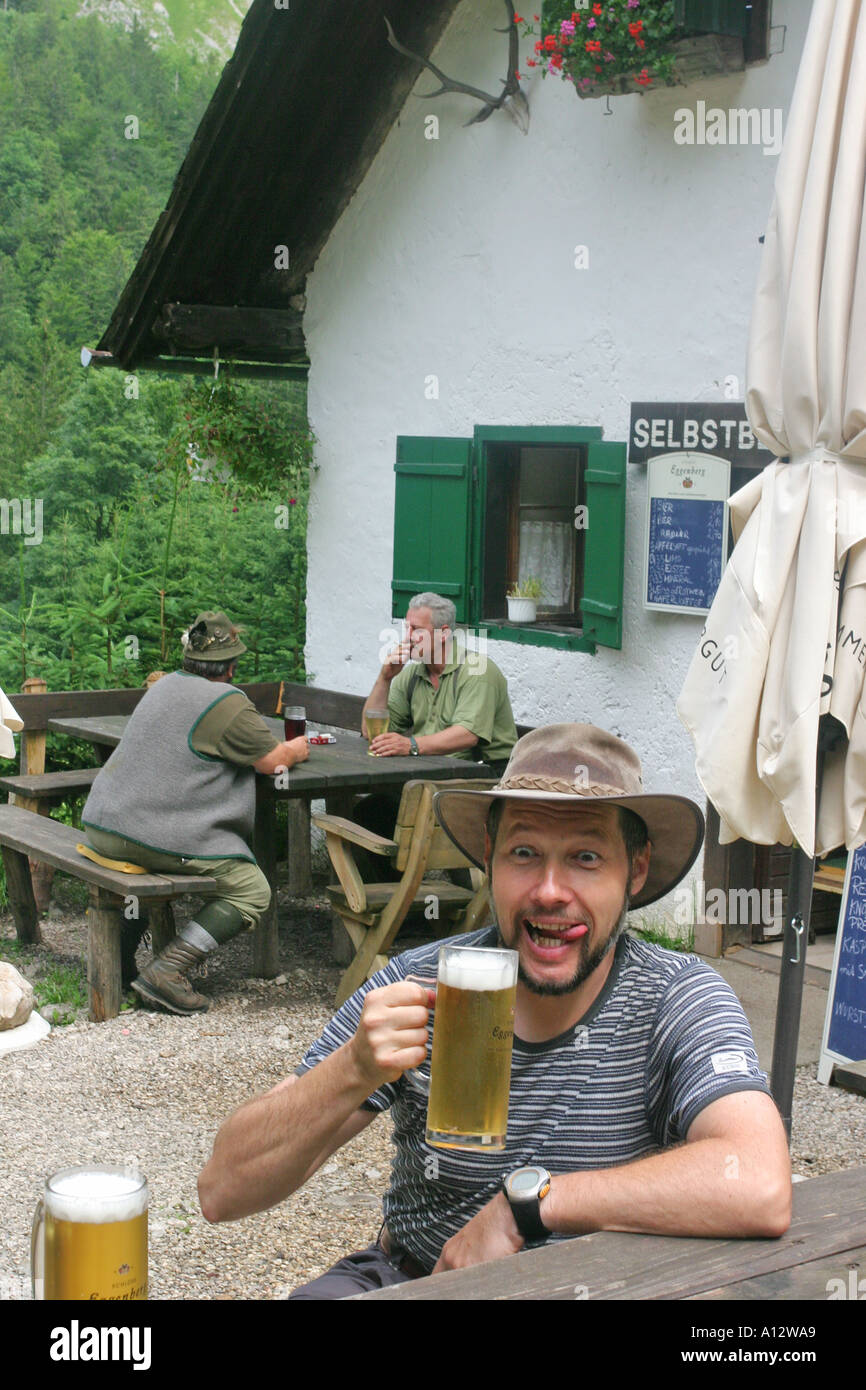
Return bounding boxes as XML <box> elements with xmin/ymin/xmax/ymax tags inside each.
<box><xmin>629</xmin><ymin>402</ymin><xmax>775</xmax><ymax>467</ymax></box>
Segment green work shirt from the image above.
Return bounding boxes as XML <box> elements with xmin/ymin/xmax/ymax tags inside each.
<box><xmin>387</xmin><ymin>653</ymin><xmax>517</xmax><ymax>765</ymax></box>
<box><xmin>175</xmin><ymin>674</ymin><xmax>279</xmax><ymax>764</ymax></box>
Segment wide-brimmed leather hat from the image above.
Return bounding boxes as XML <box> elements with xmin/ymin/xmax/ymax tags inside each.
<box><xmin>434</xmin><ymin>723</ymin><xmax>704</xmax><ymax>909</ymax></box>
<box><xmin>181</xmin><ymin>611</ymin><xmax>247</xmax><ymax>661</ymax></box>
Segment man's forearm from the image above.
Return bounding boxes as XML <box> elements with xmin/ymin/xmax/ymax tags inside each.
<box><xmin>198</xmin><ymin>1042</ymin><xmax>374</xmax><ymax>1222</ymax></box>
<box><xmin>543</xmin><ymin>1139</ymin><xmax>791</xmax><ymax>1240</ymax></box>
<box><xmin>416</xmin><ymin>725</ymin><xmax>479</xmax><ymax>755</ymax></box>
<box><xmin>363</xmin><ymin>671</ymin><xmax>392</xmax><ymax>719</ymax></box>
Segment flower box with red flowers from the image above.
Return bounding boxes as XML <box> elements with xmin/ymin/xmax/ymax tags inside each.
<box><xmin>519</xmin><ymin>1</ymin><xmax>744</xmax><ymax>99</ymax></box>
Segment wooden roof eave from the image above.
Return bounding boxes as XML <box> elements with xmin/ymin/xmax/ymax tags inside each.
<box><xmin>98</xmin><ymin>0</ymin><xmax>465</xmax><ymax>371</ymax></box>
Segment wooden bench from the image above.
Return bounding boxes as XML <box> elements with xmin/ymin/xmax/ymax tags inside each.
<box><xmin>314</xmin><ymin>778</ymin><xmax>496</xmax><ymax>1006</ymax></box>
<box><xmin>0</xmin><ymin>804</ymin><xmax>217</xmax><ymax>1021</ymax></box>
<box><xmin>0</xmin><ymin>768</ymin><xmax>100</xmax><ymax>813</ymax></box>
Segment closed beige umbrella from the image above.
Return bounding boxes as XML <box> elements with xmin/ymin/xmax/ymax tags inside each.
<box><xmin>677</xmin><ymin>0</ymin><xmax>866</xmax><ymax>1125</ymax></box>
<box><xmin>679</xmin><ymin>0</ymin><xmax>866</xmax><ymax>856</ymax></box>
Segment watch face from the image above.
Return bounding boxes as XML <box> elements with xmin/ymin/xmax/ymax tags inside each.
<box><xmin>510</xmin><ymin>1166</ymin><xmax>545</xmax><ymax>1194</ymax></box>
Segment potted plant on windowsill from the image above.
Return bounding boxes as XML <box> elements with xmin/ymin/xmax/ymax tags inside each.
<box><xmin>507</xmin><ymin>576</ymin><xmax>544</xmax><ymax>623</ymax></box>
<box><xmin>520</xmin><ymin>1</ymin><xmax>744</xmax><ymax>100</ymax></box>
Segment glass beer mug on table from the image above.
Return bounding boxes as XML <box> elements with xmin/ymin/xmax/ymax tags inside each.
<box><xmin>365</xmin><ymin>707</ymin><xmax>389</xmax><ymax>753</ymax></box>
<box><xmin>408</xmin><ymin>945</ymin><xmax>518</xmax><ymax>1151</ymax></box>
<box><xmin>283</xmin><ymin>705</ymin><xmax>306</xmax><ymax>742</ymax></box>
<box><xmin>31</xmin><ymin>1166</ymin><xmax>148</xmax><ymax>1301</ymax></box>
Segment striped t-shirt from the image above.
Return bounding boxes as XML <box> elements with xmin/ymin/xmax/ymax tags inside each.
<box><xmin>296</xmin><ymin>925</ymin><xmax>771</xmax><ymax>1273</ymax></box>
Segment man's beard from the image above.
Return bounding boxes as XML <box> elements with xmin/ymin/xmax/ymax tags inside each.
<box><xmin>496</xmin><ymin>893</ymin><xmax>631</xmax><ymax>997</ymax></box>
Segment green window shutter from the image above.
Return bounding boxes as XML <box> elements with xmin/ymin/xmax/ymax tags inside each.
<box><xmin>674</xmin><ymin>0</ymin><xmax>751</xmax><ymax>38</ymax></box>
<box><xmin>392</xmin><ymin>436</ymin><xmax>474</xmax><ymax>622</ymax></box>
<box><xmin>581</xmin><ymin>440</ymin><xmax>627</xmax><ymax>650</ymax></box>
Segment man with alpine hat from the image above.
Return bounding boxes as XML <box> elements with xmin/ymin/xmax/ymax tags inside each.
<box><xmin>81</xmin><ymin>611</ymin><xmax>309</xmax><ymax>1015</ymax></box>
<box><xmin>199</xmin><ymin>723</ymin><xmax>791</xmax><ymax>1292</ymax></box>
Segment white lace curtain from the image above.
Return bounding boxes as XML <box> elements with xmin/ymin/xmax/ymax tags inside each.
<box><xmin>518</xmin><ymin>520</ymin><xmax>573</xmax><ymax>609</ymax></box>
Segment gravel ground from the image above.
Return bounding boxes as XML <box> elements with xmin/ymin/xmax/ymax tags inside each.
<box><xmin>2</xmin><ymin>889</ymin><xmax>865</xmax><ymax>1301</ymax></box>
<box><xmin>0</xmin><ymin>889</ymin><xmax>398</xmax><ymax>1301</ymax></box>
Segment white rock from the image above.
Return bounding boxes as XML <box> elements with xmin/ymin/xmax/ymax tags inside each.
<box><xmin>0</xmin><ymin>961</ymin><xmax>34</xmax><ymax>1031</ymax></box>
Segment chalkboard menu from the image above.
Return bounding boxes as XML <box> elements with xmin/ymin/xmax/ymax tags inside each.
<box><xmin>818</xmin><ymin>844</ymin><xmax>866</xmax><ymax>1084</ymax></box>
<box><xmin>644</xmin><ymin>452</ymin><xmax>731</xmax><ymax>615</ymax></box>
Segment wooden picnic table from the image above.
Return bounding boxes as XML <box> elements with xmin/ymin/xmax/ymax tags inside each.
<box><xmin>354</xmin><ymin>1165</ymin><xmax>866</xmax><ymax>1301</ymax></box>
<box><xmin>47</xmin><ymin>715</ymin><xmax>495</xmax><ymax>975</ymax></box>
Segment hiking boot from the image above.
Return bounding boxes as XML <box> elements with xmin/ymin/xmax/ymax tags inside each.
<box><xmin>131</xmin><ymin>937</ymin><xmax>210</xmax><ymax>1015</ymax></box>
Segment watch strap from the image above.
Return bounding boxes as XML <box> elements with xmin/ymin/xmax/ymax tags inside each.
<box><xmin>504</xmin><ymin>1172</ymin><xmax>551</xmax><ymax>1242</ymax></box>
<box><xmin>409</xmin><ymin>735</ymin><xmax>420</xmax><ymax>756</ymax></box>
<box><xmin>509</xmin><ymin>1197</ymin><xmax>549</xmax><ymax>1242</ymax></box>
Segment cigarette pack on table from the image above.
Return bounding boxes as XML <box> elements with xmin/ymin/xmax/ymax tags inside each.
<box><xmin>308</xmin><ymin>732</ymin><xmax>336</xmax><ymax>744</ymax></box>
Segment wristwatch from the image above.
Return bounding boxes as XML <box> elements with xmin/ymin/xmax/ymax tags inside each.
<box><xmin>502</xmin><ymin>1165</ymin><xmax>552</xmax><ymax>1241</ymax></box>
<box><xmin>408</xmin><ymin>735</ymin><xmax>420</xmax><ymax>756</ymax></box>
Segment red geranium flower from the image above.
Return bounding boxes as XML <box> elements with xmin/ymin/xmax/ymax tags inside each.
<box><xmin>544</xmin><ymin>34</ymin><xmax>557</xmax><ymax>49</ymax></box>
<box><xmin>586</xmin><ymin>38</ymin><xmax>602</xmax><ymax>52</ymax></box>
<box><xmin>534</xmin><ymin>38</ymin><xmax>543</xmax><ymax>49</ymax></box>
<box><xmin>636</xmin><ymin>37</ymin><xmax>645</xmax><ymax>48</ymax></box>
<box><xmin>628</xmin><ymin>19</ymin><xmax>643</xmax><ymax>34</ymax></box>
<box><xmin>592</xmin><ymin>2</ymin><xmax>602</xmax><ymax>12</ymax></box>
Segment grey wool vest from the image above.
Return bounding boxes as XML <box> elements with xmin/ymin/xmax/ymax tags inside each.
<box><xmin>82</xmin><ymin>671</ymin><xmax>257</xmax><ymax>861</ymax></box>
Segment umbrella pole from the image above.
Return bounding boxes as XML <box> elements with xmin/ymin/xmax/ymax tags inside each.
<box><xmin>769</xmin><ymin>843</ymin><xmax>815</xmax><ymax>1141</ymax></box>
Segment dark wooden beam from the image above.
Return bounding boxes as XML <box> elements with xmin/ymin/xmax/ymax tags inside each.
<box><xmin>89</xmin><ymin>354</ymin><xmax>309</xmax><ymax>380</ymax></box>
<box><xmin>153</xmin><ymin>303</ymin><xmax>306</xmax><ymax>354</ymax></box>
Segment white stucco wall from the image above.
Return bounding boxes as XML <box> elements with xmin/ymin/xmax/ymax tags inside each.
<box><xmin>303</xmin><ymin>0</ymin><xmax>809</xmax><ymax>916</ymax></box>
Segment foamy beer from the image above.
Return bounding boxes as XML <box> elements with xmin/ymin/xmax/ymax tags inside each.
<box><xmin>31</xmin><ymin>1166</ymin><xmax>148</xmax><ymax>1301</ymax></box>
<box><xmin>425</xmin><ymin>945</ymin><xmax>518</xmax><ymax>1151</ymax></box>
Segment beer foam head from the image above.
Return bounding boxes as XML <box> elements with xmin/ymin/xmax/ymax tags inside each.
<box><xmin>439</xmin><ymin>947</ymin><xmax>516</xmax><ymax>992</ymax></box>
<box><xmin>46</xmin><ymin>1168</ymin><xmax>148</xmax><ymax>1223</ymax></box>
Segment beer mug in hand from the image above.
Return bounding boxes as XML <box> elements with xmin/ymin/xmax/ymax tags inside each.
<box><xmin>31</xmin><ymin>1166</ymin><xmax>148</xmax><ymax>1301</ymax></box>
<box><xmin>407</xmin><ymin>946</ymin><xmax>518</xmax><ymax>1152</ymax></box>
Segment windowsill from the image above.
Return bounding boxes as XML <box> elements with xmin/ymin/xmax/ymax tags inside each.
<box><xmin>479</xmin><ymin>621</ymin><xmax>597</xmax><ymax>653</ymax></box>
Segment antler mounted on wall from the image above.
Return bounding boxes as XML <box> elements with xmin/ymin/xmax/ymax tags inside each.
<box><xmin>384</xmin><ymin>0</ymin><xmax>530</xmax><ymax>133</ymax></box>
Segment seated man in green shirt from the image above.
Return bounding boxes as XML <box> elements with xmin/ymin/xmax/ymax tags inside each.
<box><xmin>81</xmin><ymin>611</ymin><xmax>309</xmax><ymax>1016</ymax></box>
<box><xmin>354</xmin><ymin>594</ymin><xmax>517</xmax><ymax>872</ymax></box>
<box><xmin>363</xmin><ymin>592</ymin><xmax>517</xmax><ymax>776</ymax></box>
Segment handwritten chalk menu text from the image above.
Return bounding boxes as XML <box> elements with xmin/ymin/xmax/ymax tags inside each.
<box><xmin>644</xmin><ymin>452</ymin><xmax>731</xmax><ymax>615</ymax></box>
<box><xmin>818</xmin><ymin>844</ymin><xmax>866</xmax><ymax>1083</ymax></box>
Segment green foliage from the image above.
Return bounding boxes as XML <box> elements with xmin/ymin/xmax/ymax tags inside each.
<box><xmin>1</xmin><ymin>373</ymin><xmax>311</xmax><ymax>688</ymax></box>
<box><xmin>0</xmin><ymin>0</ymin><xmax>222</xmax><ymax>478</ymax></box>
<box><xmin>508</xmin><ymin>575</ymin><xmax>544</xmax><ymax>599</ymax></box>
<box><xmin>0</xmin><ymin>2</ymin><xmax>313</xmax><ymax>699</ymax></box>
<box><xmin>630</xmin><ymin>914</ymin><xmax>695</xmax><ymax>953</ymax></box>
<box><xmin>0</xmin><ymin>939</ymin><xmax>88</xmax><ymax>1023</ymax></box>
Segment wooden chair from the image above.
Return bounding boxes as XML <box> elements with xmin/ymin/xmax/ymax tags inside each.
<box><xmin>313</xmin><ymin>779</ymin><xmax>496</xmax><ymax>1006</ymax></box>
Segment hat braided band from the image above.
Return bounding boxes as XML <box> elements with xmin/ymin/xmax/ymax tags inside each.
<box><xmin>498</xmin><ymin>775</ymin><xmax>635</xmax><ymax>797</ymax></box>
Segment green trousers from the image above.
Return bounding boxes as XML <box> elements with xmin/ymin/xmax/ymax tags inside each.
<box><xmin>84</xmin><ymin>827</ymin><xmax>270</xmax><ymax>938</ymax></box>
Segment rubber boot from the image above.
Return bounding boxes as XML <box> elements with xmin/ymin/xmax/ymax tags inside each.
<box><xmin>131</xmin><ymin>937</ymin><xmax>211</xmax><ymax>1016</ymax></box>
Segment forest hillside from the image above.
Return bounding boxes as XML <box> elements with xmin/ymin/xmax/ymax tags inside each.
<box><xmin>0</xmin><ymin>0</ymin><xmax>311</xmax><ymax>695</ymax></box>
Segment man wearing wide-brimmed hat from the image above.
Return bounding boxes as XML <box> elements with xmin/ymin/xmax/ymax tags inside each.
<box><xmin>199</xmin><ymin>724</ymin><xmax>791</xmax><ymax>1293</ymax></box>
<box><xmin>81</xmin><ymin>611</ymin><xmax>309</xmax><ymax>1016</ymax></box>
